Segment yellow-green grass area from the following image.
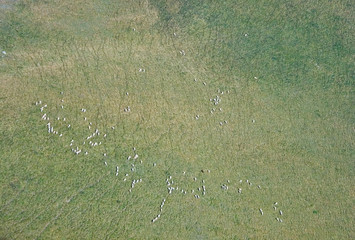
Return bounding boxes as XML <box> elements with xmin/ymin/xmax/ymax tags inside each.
<box><xmin>0</xmin><ymin>0</ymin><xmax>354</xmax><ymax>239</ymax></box>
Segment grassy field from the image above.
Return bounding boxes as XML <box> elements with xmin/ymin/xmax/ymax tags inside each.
<box><xmin>0</xmin><ymin>0</ymin><xmax>354</xmax><ymax>239</ymax></box>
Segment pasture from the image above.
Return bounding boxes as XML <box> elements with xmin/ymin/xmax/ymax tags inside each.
<box><xmin>0</xmin><ymin>0</ymin><xmax>354</xmax><ymax>239</ymax></box>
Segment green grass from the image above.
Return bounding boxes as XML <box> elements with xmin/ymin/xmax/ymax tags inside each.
<box><xmin>0</xmin><ymin>0</ymin><xmax>354</xmax><ymax>239</ymax></box>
